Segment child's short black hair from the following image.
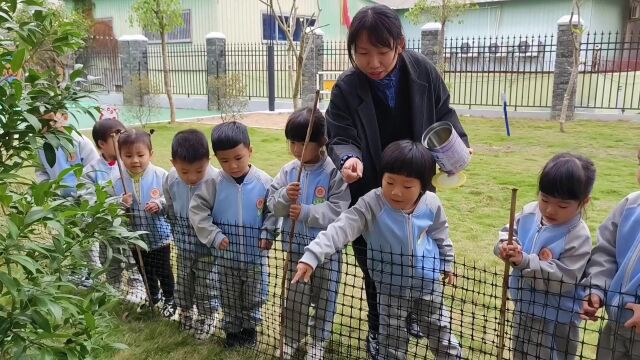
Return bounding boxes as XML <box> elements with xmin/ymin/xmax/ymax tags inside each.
<box><xmin>211</xmin><ymin>121</ymin><xmax>250</xmax><ymax>153</ymax></box>
<box><xmin>284</xmin><ymin>107</ymin><xmax>327</xmax><ymax>144</ymax></box>
<box><xmin>538</xmin><ymin>153</ymin><xmax>596</xmax><ymax>203</ymax></box>
<box><xmin>347</xmin><ymin>4</ymin><xmax>404</xmax><ymax>68</ymax></box>
<box><xmin>381</xmin><ymin>140</ymin><xmax>434</xmax><ymax>192</ymax></box>
<box><xmin>171</xmin><ymin>129</ymin><xmax>209</xmax><ymax>163</ymax></box>
<box><xmin>92</xmin><ymin>118</ymin><xmax>125</xmax><ymax>148</ymax></box>
<box><xmin>118</xmin><ymin>128</ymin><xmax>153</xmax><ymax>153</ymax></box>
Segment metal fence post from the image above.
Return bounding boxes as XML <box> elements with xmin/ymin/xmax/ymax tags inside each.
<box><xmin>551</xmin><ymin>15</ymin><xmax>583</xmax><ymax>120</ymax></box>
<box><xmin>267</xmin><ymin>44</ymin><xmax>275</xmax><ymax>111</ymax></box>
<box><xmin>206</xmin><ymin>32</ymin><xmax>227</xmax><ymax>111</ymax></box>
<box><xmin>118</xmin><ymin>35</ymin><xmax>149</xmax><ymax>106</ymax></box>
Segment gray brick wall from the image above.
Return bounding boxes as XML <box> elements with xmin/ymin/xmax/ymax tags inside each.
<box><xmin>551</xmin><ymin>16</ymin><xmax>583</xmax><ymax>121</ymax></box>
<box><xmin>421</xmin><ymin>23</ymin><xmax>441</xmax><ymax>65</ymax></box>
<box><xmin>301</xmin><ymin>29</ymin><xmax>324</xmax><ymax>108</ymax></box>
<box><xmin>206</xmin><ymin>32</ymin><xmax>227</xmax><ymax>111</ymax></box>
<box><xmin>118</xmin><ymin>35</ymin><xmax>149</xmax><ymax>106</ymax></box>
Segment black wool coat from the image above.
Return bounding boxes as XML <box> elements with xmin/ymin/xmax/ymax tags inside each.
<box><xmin>325</xmin><ymin>50</ymin><xmax>470</xmax><ymax>202</ymax></box>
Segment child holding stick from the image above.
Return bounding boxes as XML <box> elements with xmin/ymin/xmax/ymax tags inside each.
<box><xmin>293</xmin><ymin>140</ymin><xmax>462</xmax><ymax>360</ymax></box>
<box><xmin>267</xmin><ymin>107</ymin><xmax>350</xmax><ymax>360</ymax></box>
<box><xmin>496</xmin><ymin>153</ymin><xmax>595</xmax><ymax>359</ymax></box>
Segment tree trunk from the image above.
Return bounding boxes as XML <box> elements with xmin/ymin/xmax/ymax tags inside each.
<box><xmin>293</xmin><ymin>53</ymin><xmax>303</xmax><ymax>109</ymax></box>
<box><xmin>560</xmin><ymin>48</ymin><xmax>579</xmax><ymax>133</ymax></box>
<box><xmin>161</xmin><ymin>30</ymin><xmax>176</xmax><ymax>123</ymax></box>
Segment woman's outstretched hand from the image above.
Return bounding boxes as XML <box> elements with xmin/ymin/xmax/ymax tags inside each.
<box><xmin>342</xmin><ymin>157</ymin><xmax>363</xmax><ymax>184</ymax></box>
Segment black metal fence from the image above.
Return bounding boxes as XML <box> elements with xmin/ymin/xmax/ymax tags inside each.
<box><xmin>77</xmin><ymin>31</ymin><xmax>640</xmax><ymax>112</ymax></box>
<box><xmin>89</xmin><ymin>213</ymin><xmax>637</xmax><ymax>359</ymax></box>
<box><xmin>75</xmin><ymin>48</ymin><xmax>122</xmax><ymax>93</ymax></box>
<box><xmin>226</xmin><ymin>42</ymin><xmax>297</xmax><ymax>99</ymax></box>
<box><xmin>577</xmin><ymin>31</ymin><xmax>640</xmax><ymax>111</ymax></box>
<box><xmin>147</xmin><ymin>44</ymin><xmax>208</xmax><ymax>96</ymax></box>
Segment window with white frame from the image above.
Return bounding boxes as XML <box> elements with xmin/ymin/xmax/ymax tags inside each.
<box><xmin>262</xmin><ymin>13</ymin><xmax>316</xmax><ymax>42</ymax></box>
<box><xmin>145</xmin><ymin>10</ymin><xmax>192</xmax><ymax>43</ymax></box>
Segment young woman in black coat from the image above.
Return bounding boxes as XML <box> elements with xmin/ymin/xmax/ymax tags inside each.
<box><xmin>325</xmin><ymin>5</ymin><xmax>471</xmax><ymax>358</ymax></box>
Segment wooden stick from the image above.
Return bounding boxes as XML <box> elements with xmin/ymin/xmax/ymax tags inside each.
<box><xmin>497</xmin><ymin>188</ymin><xmax>518</xmax><ymax>360</ymax></box>
<box><xmin>111</xmin><ymin>130</ymin><xmax>154</xmax><ymax>312</ymax></box>
<box><xmin>279</xmin><ymin>91</ymin><xmax>321</xmax><ymax>359</ymax></box>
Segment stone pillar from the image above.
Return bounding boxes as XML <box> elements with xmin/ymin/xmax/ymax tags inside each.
<box><xmin>421</xmin><ymin>22</ymin><xmax>442</xmax><ymax>65</ymax></box>
<box><xmin>551</xmin><ymin>15</ymin><xmax>584</xmax><ymax>120</ymax></box>
<box><xmin>206</xmin><ymin>32</ymin><xmax>227</xmax><ymax>111</ymax></box>
<box><xmin>118</xmin><ymin>35</ymin><xmax>148</xmax><ymax>105</ymax></box>
<box><xmin>301</xmin><ymin>28</ymin><xmax>324</xmax><ymax>107</ymax></box>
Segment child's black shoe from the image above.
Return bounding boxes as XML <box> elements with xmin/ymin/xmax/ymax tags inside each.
<box><xmin>366</xmin><ymin>331</ymin><xmax>379</xmax><ymax>360</ymax></box>
<box><xmin>224</xmin><ymin>332</ymin><xmax>243</xmax><ymax>348</ymax></box>
<box><xmin>406</xmin><ymin>311</ymin><xmax>424</xmax><ymax>339</ymax></box>
<box><xmin>239</xmin><ymin>328</ymin><xmax>257</xmax><ymax>347</ymax></box>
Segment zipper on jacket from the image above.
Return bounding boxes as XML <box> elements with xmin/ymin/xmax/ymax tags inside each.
<box><xmin>407</xmin><ymin>213</ymin><xmax>414</xmax><ymax>298</ymax></box>
<box><xmin>238</xmin><ymin>183</ymin><xmax>245</xmax><ymax>265</ymax></box>
<box><xmin>623</xmin><ymin>241</ymin><xmax>640</xmax><ymax>289</ymax></box>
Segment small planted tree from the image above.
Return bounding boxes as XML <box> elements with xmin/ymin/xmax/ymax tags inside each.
<box><xmin>123</xmin><ymin>74</ymin><xmax>158</xmax><ymax>128</ymax></box>
<box><xmin>259</xmin><ymin>0</ymin><xmax>321</xmax><ymax>109</ymax></box>
<box><xmin>0</xmin><ymin>1</ymin><xmax>141</xmax><ymax>357</ymax></box>
<box><xmin>208</xmin><ymin>73</ymin><xmax>249</xmax><ymax>122</ymax></box>
<box><xmin>129</xmin><ymin>0</ymin><xmax>183</xmax><ymax>123</ymax></box>
<box><xmin>406</xmin><ymin>0</ymin><xmax>477</xmax><ymax>72</ymax></box>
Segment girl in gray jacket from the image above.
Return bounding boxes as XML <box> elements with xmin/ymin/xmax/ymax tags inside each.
<box><xmin>293</xmin><ymin>140</ymin><xmax>461</xmax><ymax>360</ymax></box>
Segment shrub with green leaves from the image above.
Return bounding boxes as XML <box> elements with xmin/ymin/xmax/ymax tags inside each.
<box><xmin>0</xmin><ymin>1</ymin><xmax>141</xmax><ymax>358</ymax></box>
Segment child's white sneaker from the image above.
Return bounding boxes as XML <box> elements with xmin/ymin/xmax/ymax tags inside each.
<box><xmin>194</xmin><ymin>313</ymin><xmax>219</xmax><ymax>341</ymax></box>
<box><xmin>179</xmin><ymin>308</ymin><xmax>196</xmax><ymax>335</ymax></box>
<box><xmin>305</xmin><ymin>342</ymin><xmax>326</xmax><ymax>360</ymax></box>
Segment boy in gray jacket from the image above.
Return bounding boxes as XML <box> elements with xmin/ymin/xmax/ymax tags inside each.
<box><xmin>190</xmin><ymin>122</ymin><xmax>278</xmax><ymax>348</ymax></box>
<box><xmin>164</xmin><ymin>129</ymin><xmax>220</xmax><ymax>340</ymax></box>
<box><xmin>293</xmin><ymin>140</ymin><xmax>461</xmax><ymax>360</ymax></box>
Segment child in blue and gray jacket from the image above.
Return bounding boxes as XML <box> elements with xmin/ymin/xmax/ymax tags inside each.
<box><xmin>496</xmin><ymin>153</ymin><xmax>595</xmax><ymax>360</ymax></box>
<box><xmin>82</xmin><ymin>118</ymin><xmax>146</xmax><ymax>304</ymax></box>
<box><xmin>164</xmin><ymin>129</ymin><xmax>221</xmax><ymax>340</ymax></box>
<box><xmin>582</xmin><ymin>149</ymin><xmax>640</xmax><ymax>359</ymax></box>
<box><xmin>267</xmin><ymin>107</ymin><xmax>350</xmax><ymax>360</ymax></box>
<box><xmin>115</xmin><ymin>129</ymin><xmax>176</xmax><ymax>319</ymax></box>
<box><xmin>190</xmin><ymin>121</ymin><xmax>278</xmax><ymax>348</ymax></box>
<box><xmin>294</xmin><ymin>140</ymin><xmax>462</xmax><ymax>360</ymax></box>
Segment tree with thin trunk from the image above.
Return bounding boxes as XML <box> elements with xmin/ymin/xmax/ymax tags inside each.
<box><xmin>406</xmin><ymin>0</ymin><xmax>477</xmax><ymax>73</ymax></box>
<box><xmin>559</xmin><ymin>0</ymin><xmax>583</xmax><ymax>132</ymax></box>
<box><xmin>130</xmin><ymin>0</ymin><xmax>183</xmax><ymax>123</ymax></box>
<box><xmin>259</xmin><ymin>0</ymin><xmax>321</xmax><ymax>109</ymax></box>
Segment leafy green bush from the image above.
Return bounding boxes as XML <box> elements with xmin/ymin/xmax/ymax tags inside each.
<box><xmin>0</xmin><ymin>1</ymin><xmax>141</xmax><ymax>357</ymax></box>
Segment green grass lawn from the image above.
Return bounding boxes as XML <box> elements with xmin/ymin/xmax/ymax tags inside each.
<box><xmin>99</xmin><ymin>118</ymin><xmax>640</xmax><ymax>359</ymax></box>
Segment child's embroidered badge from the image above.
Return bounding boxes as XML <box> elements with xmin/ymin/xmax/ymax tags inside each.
<box><xmin>150</xmin><ymin>188</ymin><xmax>161</xmax><ymax>199</ymax></box>
<box><xmin>539</xmin><ymin>248</ymin><xmax>553</xmax><ymax>261</ymax></box>
<box><xmin>313</xmin><ymin>186</ymin><xmax>326</xmax><ymax>204</ymax></box>
<box><xmin>256</xmin><ymin>198</ymin><xmax>265</xmax><ymax>216</ymax></box>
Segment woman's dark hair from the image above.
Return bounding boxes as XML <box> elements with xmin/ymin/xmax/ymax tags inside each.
<box><xmin>284</xmin><ymin>106</ymin><xmax>327</xmax><ymax>144</ymax></box>
<box><xmin>538</xmin><ymin>153</ymin><xmax>596</xmax><ymax>203</ymax></box>
<box><xmin>347</xmin><ymin>4</ymin><xmax>405</xmax><ymax>67</ymax></box>
<box><xmin>92</xmin><ymin>118</ymin><xmax>125</xmax><ymax>149</ymax></box>
<box><xmin>211</xmin><ymin>121</ymin><xmax>250</xmax><ymax>153</ymax></box>
<box><xmin>172</xmin><ymin>129</ymin><xmax>209</xmax><ymax>163</ymax></box>
<box><xmin>381</xmin><ymin>140</ymin><xmax>434</xmax><ymax>192</ymax></box>
<box><xmin>118</xmin><ymin>128</ymin><xmax>154</xmax><ymax>153</ymax></box>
